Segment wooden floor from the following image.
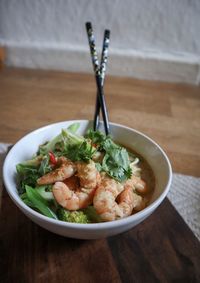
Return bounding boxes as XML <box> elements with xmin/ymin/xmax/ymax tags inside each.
<box><xmin>0</xmin><ymin>67</ymin><xmax>200</xmax><ymax>176</ymax></box>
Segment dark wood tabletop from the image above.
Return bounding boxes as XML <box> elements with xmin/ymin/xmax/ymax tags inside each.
<box><xmin>1</xmin><ymin>68</ymin><xmax>200</xmax><ymax>283</ymax></box>
<box><xmin>1</xmin><ymin>189</ymin><xmax>200</xmax><ymax>283</ymax></box>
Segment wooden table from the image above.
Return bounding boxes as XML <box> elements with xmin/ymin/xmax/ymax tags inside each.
<box><xmin>1</xmin><ymin>68</ymin><xmax>200</xmax><ymax>282</ymax></box>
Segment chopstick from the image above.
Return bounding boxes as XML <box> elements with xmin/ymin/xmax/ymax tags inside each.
<box><xmin>94</xmin><ymin>29</ymin><xmax>110</xmax><ymax>131</ymax></box>
<box><xmin>85</xmin><ymin>22</ymin><xmax>110</xmax><ymax>135</ymax></box>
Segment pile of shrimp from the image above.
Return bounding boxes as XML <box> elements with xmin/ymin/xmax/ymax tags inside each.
<box><xmin>37</xmin><ymin>156</ymin><xmax>148</xmax><ymax>221</ymax></box>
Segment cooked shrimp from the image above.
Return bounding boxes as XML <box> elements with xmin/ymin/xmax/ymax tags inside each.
<box><xmin>37</xmin><ymin>156</ymin><xmax>76</xmax><ymax>185</ymax></box>
<box><xmin>125</xmin><ymin>175</ymin><xmax>148</xmax><ymax>194</ymax></box>
<box><xmin>52</xmin><ymin>181</ymin><xmax>96</xmax><ymax>210</ymax></box>
<box><xmin>122</xmin><ymin>175</ymin><xmax>147</xmax><ymax>211</ymax></box>
<box><xmin>116</xmin><ymin>186</ymin><xmax>135</xmax><ymax>217</ymax></box>
<box><xmin>93</xmin><ymin>173</ymin><xmax>147</xmax><ymax>221</ymax></box>
<box><xmin>52</xmin><ymin>160</ymin><xmax>100</xmax><ymax>210</ymax></box>
<box><xmin>93</xmin><ymin>176</ymin><xmax>135</xmax><ymax>221</ymax></box>
<box><xmin>132</xmin><ymin>193</ymin><xmax>145</xmax><ymax>211</ymax></box>
<box><xmin>63</xmin><ymin>175</ymin><xmax>79</xmax><ymax>191</ymax></box>
<box><xmin>76</xmin><ymin>160</ymin><xmax>101</xmax><ymax>189</ymax></box>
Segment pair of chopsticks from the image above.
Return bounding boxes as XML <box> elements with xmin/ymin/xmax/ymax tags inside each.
<box><xmin>85</xmin><ymin>22</ymin><xmax>110</xmax><ymax>135</ymax></box>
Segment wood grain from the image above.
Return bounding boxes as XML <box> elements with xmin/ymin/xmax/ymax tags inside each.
<box><xmin>1</xmin><ymin>189</ymin><xmax>200</xmax><ymax>283</ymax></box>
<box><xmin>0</xmin><ymin>67</ymin><xmax>199</xmax><ymax>176</ymax></box>
<box><xmin>108</xmin><ymin>199</ymin><xmax>200</xmax><ymax>283</ymax></box>
<box><xmin>0</xmin><ymin>67</ymin><xmax>200</xmax><ymax>283</ymax></box>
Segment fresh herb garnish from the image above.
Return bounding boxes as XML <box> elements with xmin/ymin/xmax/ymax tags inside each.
<box><xmin>56</xmin><ymin>129</ymin><xmax>96</xmax><ymax>162</ymax></box>
<box><xmin>16</xmin><ymin>164</ymin><xmax>40</xmax><ymax>194</ymax></box>
<box><xmin>85</xmin><ymin>129</ymin><xmax>107</xmax><ymax>149</ymax></box>
<box><xmin>85</xmin><ymin>129</ymin><xmax>132</xmax><ymax>182</ymax></box>
<box><xmin>38</xmin><ymin>123</ymin><xmax>80</xmax><ymax>155</ymax></box>
<box><xmin>38</xmin><ymin>155</ymin><xmax>52</xmax><ymax>175</ymax></box>
<box><xmin>64</xmin><ymin>141</ymin><xmax>96</xmax><ymax>162</ymax></box>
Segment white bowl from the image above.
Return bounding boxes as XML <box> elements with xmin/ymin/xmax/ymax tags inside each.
<box><xmin>3</xmin><ymin>120</ymin><xmax>172</xmax><ymax>239</ymax></box>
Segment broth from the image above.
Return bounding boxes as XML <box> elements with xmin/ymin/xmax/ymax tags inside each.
<box><xmin>126</xmin><ymin>147</ymin><xmax>155</xmax><ymax>211</ymax></box>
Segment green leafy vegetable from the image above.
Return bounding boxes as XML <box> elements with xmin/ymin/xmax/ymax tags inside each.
<box><xmin>25</xmin><ymin>185</ymin><xmax>57</xmax><ymax>219</ymax></box>
<box><xmin>38</xmin><ymin>123</ymin><xmax>80</xmax><ymax>155</ymax></box>
<box><xmin>38</xmin><ymin>134</ymin><xmax>63</xmax><ymax>156</ymax></box>
<box><xmin>20</xmin><ymin>192</ymin><xmax>35</xmax><ymax>207</ymax></box>
<box><xmin>18</xmin><ymin>155</ymin><xmax>43</xmax><ymax>167</ymax></box>
<box><xmin>85</xmin><ymin>130</ymin><xmax>132</xmax><ymax>182</ymax></box>
<box><xmin>16</xmin><ymin>155</ymin><xmax>52</xmax><ymax>194</ymax></box>
<box><xmin>85</xmin><ymin>129</ymin><xmax>107</xmax><ymax>148</ymax></box>
<box><xmin>16</xmin><ymin>164</ymin><xmax>40</xmax><ymax>194</ymax></box>
<box><xmin>61</xmin><ymin>128</ymin><xmax>84</xmax><ymax>145</ymax></box>
<box><xmin>67</xmin><ymin>122</ymin><xmax>80</xmax><ymax>133</ymax></box>
<box><xmin>65</xmin><ymin>141</ymin><xmax>95</xmax><ymax>162</ymax></box>
<box><xmin>38</xmin><ymin>155</ymin><xmax>52</xmax><ymax>175</ymax></box>
<box><xmin>36</xmin><ymin>185</ymin><xmax>54</xmax><ymax>201</ymax></box>
<box><xmin>56</xmin><ymin>129</ymin><xmax>96</xmax><ymax>162</ymax></box>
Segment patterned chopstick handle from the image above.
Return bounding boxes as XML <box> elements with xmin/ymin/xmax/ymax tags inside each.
<box><xmin>85</xmin><ymin>22</ymin><xmax>100</xmax><ymax>76</ymax></box>
<box><xmin>85</xmin><ymin>22</ymin><xmax>110</xmax><ymax>134</ymax></box>
<box><xmin>100</xmin><ymin>29</ymin><xmax>110</xmax><ymax>86</ymax></box>
<box><xmin>94</xmin><ymin>29</ymin><xmax>110</xmax><ymax>131</ymax></box>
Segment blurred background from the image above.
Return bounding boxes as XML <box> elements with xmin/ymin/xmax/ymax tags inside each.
<box><xmin>0</xmin><ymin>0</ymin><xmax>200</xmax><ymax>84</ymax></box>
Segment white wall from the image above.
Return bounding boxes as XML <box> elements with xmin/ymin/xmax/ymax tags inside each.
<box><xmin>0</xmin><ymin>0</ymin><xmax>200</xmax><ymax>84</ymax></box>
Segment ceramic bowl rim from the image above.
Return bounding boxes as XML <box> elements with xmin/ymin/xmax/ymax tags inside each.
<box><xmin>3</xmin><ymin>120</ymin><xmax>172</xmax><ymax>231</ymax></box>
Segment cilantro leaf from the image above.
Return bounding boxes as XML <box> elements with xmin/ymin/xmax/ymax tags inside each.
<box><xmin>54</xmin><ymin>129</ymin><xmax>96</xmax><ymax>162</ymax></box>
<box><xmin>64</xmin><ymin>141</ymin><xmax>96</xmax><ymax>162</ymax></box>
<box><xmin>86</xmin><ymin>129</ymin><xmax>132</xmax><ymax>182</ymax></box>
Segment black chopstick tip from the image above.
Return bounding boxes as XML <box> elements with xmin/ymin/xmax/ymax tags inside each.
<box><xmin>104</xmin><ymin>30</ymin><xmax>110</xmax><ymax>38</ymax></box>
<box><xmin>85</xmin><ymin>22</ymin><xmax>92</xmax><ymax>31</ymax></box>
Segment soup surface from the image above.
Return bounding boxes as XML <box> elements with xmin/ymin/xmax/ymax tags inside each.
<box><xmin>125</xmin><ymin>147</ymin><xmax>155</xmax><ymax>210</ymax></box>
